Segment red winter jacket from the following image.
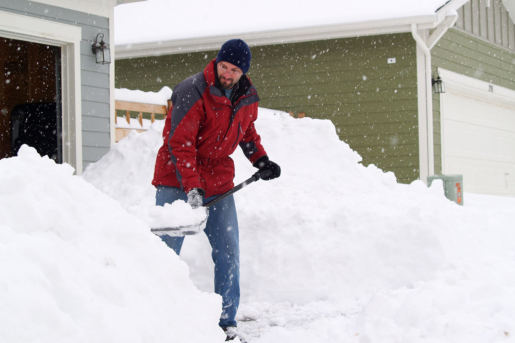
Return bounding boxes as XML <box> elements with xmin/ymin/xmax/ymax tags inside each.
<box><xmin>152</xmin><ymin>60</ymin><xmax>267</xmax><ymax>198</ymax></box>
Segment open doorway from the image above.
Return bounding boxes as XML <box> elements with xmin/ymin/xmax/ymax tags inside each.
<box><xmin>0</xmin><ymin>37</ymin><xmax>62</xmax><ymax>162</ymax></box>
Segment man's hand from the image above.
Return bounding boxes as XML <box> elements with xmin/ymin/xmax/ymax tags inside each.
<box><xmin>253</xmin><ymin>156</ymin><xmax>281</xmax><ymax>180</ymax></box>
<box><xmin>187</xmin><ymin>188</ymin><xmax>205</xmax><ymax>208</ymax></box>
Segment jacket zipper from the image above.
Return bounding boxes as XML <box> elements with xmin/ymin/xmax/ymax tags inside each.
<box><xmin>217</xmin><ymin>92</ymin><xmax>248</xmax><ymax>150</ymax></box>
<box><xmin>231</xmin><ymin>122</ymin><xmax>241</xmax><ymax>149</ymax></box>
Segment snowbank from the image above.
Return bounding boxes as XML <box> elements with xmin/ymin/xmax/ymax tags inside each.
<box><xmin>83</xmin><ymin>108</ymin><xmax>515</xmax><ymax>342</ymax></box>
<box><xmin>0</xmin><ymin>146</ymin><xmax>225</xmax><ymax>343</ymax></box>
<box><xmin>84</xmin><ymin>109</ymin><xmax>454</xmax><ymax>303</ymax></box>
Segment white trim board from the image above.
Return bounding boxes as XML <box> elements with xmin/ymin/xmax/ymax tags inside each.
<box><xmin>31</xmin><ymin>0</ymin><xmax>111</xmax><ymax>17</ymax></box>
<box><xmin>0</xmin><ymin>10</ymin><xmax>81</xmax><ymax>45</ymax></box>
<box><xmin>30</xmin><ymin>0</ymin><xmax>146</xmax><ymax>19</ymax></box>
<box><xmin>416</xmin><ymin>42</ymin><xmax>431</xmax><ymax>183</ymax></box>
<box><xmin>0</xmin><ymin>10</ymin><xmax>83</xmax><ymax>174</ymax></box>
<box><xmin>109</xmin><ymin>3</ymin><xmax>116</xmax><ymax>146</ymax></box>
<box><xmin>439</xmin><ymin>68</ymin><xmax>515</xmax><ymax>107</ymax></box>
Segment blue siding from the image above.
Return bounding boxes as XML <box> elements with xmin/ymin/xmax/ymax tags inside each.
<box><xmin>0</xmin><ymin>0</ymin><xmax>111</xmax><ymax>168</ymax></box>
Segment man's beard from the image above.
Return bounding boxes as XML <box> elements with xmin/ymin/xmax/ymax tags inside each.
<box><xmin>219</xmin><ymin>75</ymin><xmax>237</xmax><ymax>90</ymax></box>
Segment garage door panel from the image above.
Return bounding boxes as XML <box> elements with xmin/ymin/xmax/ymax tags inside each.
<box><xmin>444</xmin><ymin>119</ymin><xmax>515</xmax><ymax>163</ymax></box>
<box><xmin>445</xmin><ymin>91</ymin><xmax>515</xmax><ymax>132</ymax></box>
<box><xmin>445</xmin><ymin>156</ymin><xmax>514</xmax><ymax>194</ymax></box>
<box><xmin>441</xmin><ymin>81</ymin><xmax>515</xmax><ymax>196</ymax></box>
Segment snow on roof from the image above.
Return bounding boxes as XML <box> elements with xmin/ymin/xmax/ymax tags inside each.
<box><xmin>114</xmin><ymin>0</ymin><xmax>451</xmax><ymax>46</ymax></box>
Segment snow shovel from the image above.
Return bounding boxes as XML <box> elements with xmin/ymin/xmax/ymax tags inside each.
<box><xmin>151</xmin><ymin>169</ymin><xmax>272</xmax><ymax>236</ymax></box>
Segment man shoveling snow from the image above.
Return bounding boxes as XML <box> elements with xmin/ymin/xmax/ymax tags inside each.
<box><xmin>151</xmin><ymin>39</ymin><xmax>281</xmax><ymax>341</ymax></box>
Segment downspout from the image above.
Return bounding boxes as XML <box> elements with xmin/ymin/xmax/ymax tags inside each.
<box><xmin>412</xmin><ymin>24</ymin><xmax>434</xmax><ymax>182</ymax></box>
<box><xmin>411</xmin><ymin>12</ymin><xmax>457</xmax><ymax>182</ymax></box>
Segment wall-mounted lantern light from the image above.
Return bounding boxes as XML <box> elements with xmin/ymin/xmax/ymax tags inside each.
<box><xmin>91</xmin><ymin>33</ymin><xmax>111</xmax><ymax>65</ymax></box>
<box><xmin>432</xmin><ymin>75</ymin><xmax>445</xmax><ymax>94</ymax></box>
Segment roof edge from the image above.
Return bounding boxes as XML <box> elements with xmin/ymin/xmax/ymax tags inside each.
<box><xmin>116</xmin><ymin>0</ymin><xmax>146</xmax><ymax>4</ymax></box>
<box><xmin>436</xmin><ymin>0</ymin><xmax>469</xmax><ymax>21</ymax></box>
<box><xmin>115</xmin><ymin>14</ymin><xmax>438</xmax><ymax>59</ymax></box>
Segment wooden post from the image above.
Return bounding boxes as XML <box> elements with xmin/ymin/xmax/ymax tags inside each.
<box><xmin>151</xmin><ymin>113</ymin><xmax>155</xmax><ymax>123</ymax></box>
<box><xmin>114</xmin><ymin>100</ymin><xmax>169</xmax><ymax>140</ymax></box>
<box><xmin>287</xmin><ymin>111</ymin><xmax>294</xmax><ymax>118</ymax></box>
<box><xmin>115</xmin><ymin>114</ymin><xmax>117</xmax><ymax>124</ymax></box>
<box><xmin>167</xmin><ymin>99</ymin><xmax>173</xmax><ymax>118</ymax></box>
<box><xmin>297</xmin><ymin>112</ymin><xmax>306</xmax><ymax>119</ymax></box>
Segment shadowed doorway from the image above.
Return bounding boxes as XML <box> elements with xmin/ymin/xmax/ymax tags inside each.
<box><xmin>0</xmin><ymin>37</ymin><xmax>62</xmax><ymax>162</ymax></box>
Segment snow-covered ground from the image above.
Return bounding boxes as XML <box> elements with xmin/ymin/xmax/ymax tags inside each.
<box><xmin>2</xmin><ymin>90</ymin><xmax>515</xmax><ymax>342</ymax></box>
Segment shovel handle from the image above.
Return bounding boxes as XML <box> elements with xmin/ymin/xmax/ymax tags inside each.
<box><xmin>203</xmin><ymin>169</ymin><xmax>272</xmax><ymax>208</ymax></box>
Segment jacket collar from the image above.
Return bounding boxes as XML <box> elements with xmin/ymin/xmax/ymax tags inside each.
<box><xmin>204</xmin><ymin>59</ymin><xmax>218</xmax><ymax>87</ymax></box>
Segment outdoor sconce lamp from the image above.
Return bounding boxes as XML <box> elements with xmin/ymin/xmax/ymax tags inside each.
<box><xmin>92</xmin><ymin>33</ymin><xmax>111</xmax><ymax>65</ymax></box>
<box><xmin>432</xmin><ymin>75</ymin><xmax>445</xmax><ymax>94</ymax></box>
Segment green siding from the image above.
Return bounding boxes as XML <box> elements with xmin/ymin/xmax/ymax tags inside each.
<box><xmin>455</xmin><ymin>0</ymin><xmax>515</xmax><ymax>52</ymax></box>
<box><xmin>115</xmin><ymin>52</ymin><xmax>218</xmax><ymax>91</ymax></box>
<box><xmin>432</xmin><ymin>28</ymin><xmax>515</xmax><ymax>90</ymax></box>
<box><xmin>116</xmin><ymin>33</ymin><xmax>419</xmax><ymax>184</ymax></box>
<box><xmin>432</xmin><ymin>89</ymin><xmax>442</xmax><ymax>175</ymax></box>
<box><xmin>432</xmin><ymin>28</ymin><xmax>515</xmax><ymax>175</ymax></box>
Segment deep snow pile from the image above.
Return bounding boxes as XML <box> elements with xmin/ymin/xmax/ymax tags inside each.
<box><xmin>0</xmin><ymin>146</ymin><xmax>225</xmax><ymax>343</ymax></box>
<box><xmin>83</xmin><ymin>104</ymin><xmax>515</xmax><ymax>342</ymax></box>
<box><xmin>84</xmin><ymin>108</ymin><xmax>451</xmax><ymax>303</ymax></box>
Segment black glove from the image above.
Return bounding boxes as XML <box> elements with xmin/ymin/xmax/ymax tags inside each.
<box><xmin>187</xmin><ymin>188</ymin><xmax>205</xmax><ymax>208</ymax></box>
<box><xmin>253</xmin><ymin>156</ymin><xmax>281</xmax><ymax>180</ymax></box>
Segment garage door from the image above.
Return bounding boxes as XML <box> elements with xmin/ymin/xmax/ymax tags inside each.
<box><xmin>439</xmin><ymin>69</ymin><xmax>515</xmax><ymax>196</ymax></box>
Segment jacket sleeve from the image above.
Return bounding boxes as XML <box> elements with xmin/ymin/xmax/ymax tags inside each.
<box><xmin>168</xmin><ymin>87</ymin><xmax>205</xmax><ymax>194</ymax></box>
<box><xmin>238</xmin><ymin>103</ymin><xmax>267</xmax><ymax>164</ymax></box>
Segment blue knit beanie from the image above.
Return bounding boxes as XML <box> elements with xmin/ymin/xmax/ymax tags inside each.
<box><xmin>216</xmin><ymin>39</ymin><xmax>252</xmax><ymax>75</ymax></box>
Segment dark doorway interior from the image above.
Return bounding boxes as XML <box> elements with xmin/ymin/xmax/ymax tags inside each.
<box><xmin>0</xmin><ymin>37</ymin><xmax>62</xmax><ymax>162</ymax></box>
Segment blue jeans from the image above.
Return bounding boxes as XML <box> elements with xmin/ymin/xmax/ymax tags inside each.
<box><xmin>156</xmin><ymin>186</ymin><xmax>240</xmax><ymax>328</ymax></box>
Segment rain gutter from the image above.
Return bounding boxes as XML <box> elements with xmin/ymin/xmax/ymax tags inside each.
<box><xmin>116</xmin><ymin>0</ymin><xmax>146</xmax><ymax>4</ymax></box>
<box><xmin>115</xmin><ymin>14</ymin><xmax>439</xmax><ymax>59</ymax></box>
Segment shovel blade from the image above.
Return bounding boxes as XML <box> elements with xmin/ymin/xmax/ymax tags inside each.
<box><xmin>151</xmin><ymin>212</ymin><xmax>208</xmax><ymax>237</ymax></box>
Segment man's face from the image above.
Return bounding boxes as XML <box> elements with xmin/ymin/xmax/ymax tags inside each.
<box><xmin>217</xmin><ymin>61</ymin><xmax>243</xmax><ymax>89</ymax></box>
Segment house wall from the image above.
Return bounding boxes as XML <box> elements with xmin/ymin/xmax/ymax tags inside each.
<box><xmin>0</xmin><ymin>0</ymin><xmax>111</xmax><ymax>170</ymax></box>
<box><xmin>456</xmin><ymin>0</ymin><xmax>515</xmax><ymax>51</ymax></box>
<box><xmin>116</xmin><ymin>34</ymin><xmax>420</xmax><ymax>184</ymax></box>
